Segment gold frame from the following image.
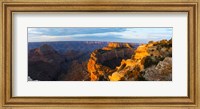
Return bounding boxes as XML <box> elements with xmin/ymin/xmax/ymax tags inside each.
<box><xmin>0</xmin><ymin>0</ymin><xmax>199</xmax><ymax>109</ymax></box>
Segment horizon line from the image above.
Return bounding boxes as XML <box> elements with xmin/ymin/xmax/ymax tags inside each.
<box><xmin>28</xmin><ymin>39</ymin><xmax>171</xmax><ymax>44</ymax></box>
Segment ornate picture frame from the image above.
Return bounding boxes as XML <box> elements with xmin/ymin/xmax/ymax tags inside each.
<box><xmin>0</xmin><ymin>0</ymin><xmax>199</xmax><ymax>109</ymax></box>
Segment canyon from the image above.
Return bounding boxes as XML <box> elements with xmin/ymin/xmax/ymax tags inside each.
<box><xmin>28</xmin><ymin>39</ymin><xmax>172</xmax><ymax>81</ymax></box>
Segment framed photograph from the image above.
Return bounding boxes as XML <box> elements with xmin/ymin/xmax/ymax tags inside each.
<box><xmin>0</xmin><ymin>0</ymin><xmax>199</xmax><ymax>109</ymax></box>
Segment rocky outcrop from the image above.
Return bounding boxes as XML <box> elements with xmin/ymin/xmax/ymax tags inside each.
<box><xmin>102</xmin><ymin>42</ymin><xmax>133</xmax><ymax>50</ymax></box>
<box><xmin>142</xmin><ymin>57</ymin><xmax>172</xmax><ymax>81</ymax></box>
<box><xmin>28</xmin><ymin>44</ymin><xmax>65</xmax><ymax>81</ymax></box>
<box><xmin>108</xmin><ymin>39</ymin><xmax>172</xmax><ymax>81</ymax></box>
<box><xmin>29</xmin><ymin>44</ymin><xmax>64</xmax><ymax>63</ymax></box>
<box><xmin>87</xmin><ymin>42</ymin><xmax>135</xmax><ymax>81</ymax></box>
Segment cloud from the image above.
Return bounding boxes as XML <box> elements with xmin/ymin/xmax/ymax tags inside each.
<box><xmin>28</xmin><ymin>27</ymin><xmax>126</xmax><ymax>37</ymax></box>
<box><xmin>28</xmin><ymin>28</ymin><xmax>172</xmax><ymax>43</ymax></box>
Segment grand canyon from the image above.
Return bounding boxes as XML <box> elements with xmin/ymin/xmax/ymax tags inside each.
<box><xmin>28</xmin><ymin>39</ymin><xmax>172</xmax><ymax>81</ymax></box>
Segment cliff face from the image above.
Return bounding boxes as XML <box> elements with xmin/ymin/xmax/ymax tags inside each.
<box><xmin>109</xmin><ymin>39</ymin><xmax>172</xmax><ymax>81</ymax></box>
<box><xmin>87</xmin><ymin>42</ymin><xmax>135</xmax><ymax>81</ymax></box>
<box><xmin>88</xmin><ymin>39</ymin><xmax>172</xmax><ymax>81</ymax></box>
<box><xmin>28</xmin><ymin>44</ymin><xmax>65</xmax><ymax>81</ymax></box>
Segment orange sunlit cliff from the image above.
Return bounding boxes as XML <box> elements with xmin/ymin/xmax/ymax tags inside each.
<box><xmin>87</xmin><ymin>39</ymin><xmax>172</xmax><ymax>81</ymax></box>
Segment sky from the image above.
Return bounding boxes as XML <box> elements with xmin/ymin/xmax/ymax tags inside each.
<box><xmin>28</xmin><ymin>27</ymin><xmax>172</xmax><ymax>43</ymax></box>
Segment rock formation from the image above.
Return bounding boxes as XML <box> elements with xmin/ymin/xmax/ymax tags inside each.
<box><xmin>87</xmin><ymin>42</ymin><xmax>135</xmax><ymax>81</ymax></box>
<box><xmin>142</xmin><ymin>57</ymin><xmax>172</xmax><ymax>81</ymax></box>
<box><xmin>28</xmin><ymin>40</ymin><xmax>172</xmax><ymax>81</ymax></box>
<box><xmin>109</xmin><ymin>39</ymin><xmax>172</xmax><ymax>81</ymax></box>
<box><xmin>28</xmin><ymin>44</ymin><xmax>65</xmax><ymax>81</ymax></box>
<box><xmin>88</xmin><ymin>39</ymin><xmax>172</xmax><ymax>81</ymax></box>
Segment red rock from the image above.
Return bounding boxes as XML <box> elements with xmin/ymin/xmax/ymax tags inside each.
<box><xmin>87</xmin><ymin>42</ymin><xmax>134</xmax><ymax>81</ymax></box>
